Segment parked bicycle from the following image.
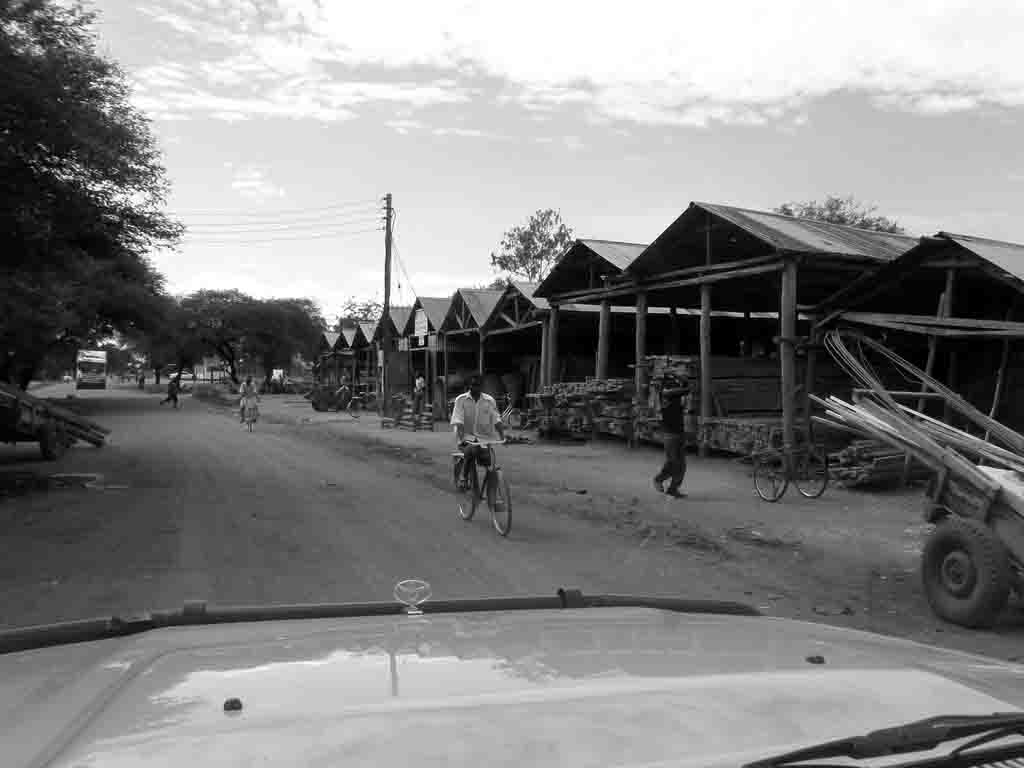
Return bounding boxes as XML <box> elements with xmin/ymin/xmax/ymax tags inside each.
<box><xmin>451</xmin><ymin>438</ymin><xmax>511</xmax><ymax>536</ymax></box>
<box><xmin>751</xmin><ymin>432</ymin><xmax>829</xmax><ymax>502</ymax></box>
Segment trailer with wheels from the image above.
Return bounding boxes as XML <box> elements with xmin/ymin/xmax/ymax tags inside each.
<box><xmin>0</xmin><ymin>382</ymin><xmax>110</xmax><ymax>460</ymax></box>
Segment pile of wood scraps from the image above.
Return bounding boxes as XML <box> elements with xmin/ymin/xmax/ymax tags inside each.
<box><xmin>828</xmin><ymin>440</ymin><xmax>932</xmax><ymax>488</ymax></box>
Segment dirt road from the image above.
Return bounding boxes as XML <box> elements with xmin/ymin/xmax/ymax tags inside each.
<box><xmin>1</xmin><ymin>384</ymin><xmax>1022</xmax><ymax>661</ymax></box>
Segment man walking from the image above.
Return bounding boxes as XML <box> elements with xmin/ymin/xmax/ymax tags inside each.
<box><xmin>160</xmin><ymin>376</ymin><xmax>181</xmax><ymax>409</ymax></box>
<box><xmin>654</xmin><ymin>375</ymin><xmax>690</xmax><ymax>498</ymax></box>
<box><xmin>413</xmin><ymin>370</ymin><xmax>426</xmax><ymax>414</ymax></box>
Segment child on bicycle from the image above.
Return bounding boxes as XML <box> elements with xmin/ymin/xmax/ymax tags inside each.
<box><xmin>238</xmin><ymin>376</ymin><xmax>260</xmax><ymax>423</ymax></box>
<box><xmin>450</xmin><ymin>374</ymin><xmax>505</xmax><ymax>491</ymax></box>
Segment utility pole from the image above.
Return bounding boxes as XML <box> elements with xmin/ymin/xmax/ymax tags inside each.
<box><xmin>381</xmin><ymin>193</ymin><xmax>393</xmax><ymax>416</ymax></box>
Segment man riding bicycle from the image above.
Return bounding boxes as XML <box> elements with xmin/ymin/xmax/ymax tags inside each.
<box><xmin>238</xmin><ymin>375</ymin><xmax>260</xmax><ymax>423</ymax></box>
<box><xmin>451</xmin><ymin>373</ymin><xmax>505</xmax><ymax>491</ymax></box>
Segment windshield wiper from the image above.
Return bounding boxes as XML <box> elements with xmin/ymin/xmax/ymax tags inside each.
<box><xmin>744</xmin><ymin>713</ymin><xmax>1024</xmax><ymax>767</ymax></box>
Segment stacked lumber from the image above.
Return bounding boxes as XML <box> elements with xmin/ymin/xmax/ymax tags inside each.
<box><xmin>0</xmin><ymin>381</ymin><xmax>110</xmax><ymax>447</ymax></box>
<box><xmin>527</xmin><ymin>377</ymin><xmax>634</xmax><ymax>440</ymax></box>
<box><xmin>828</xmin><ymin>440</ymin><xmax>932</xmax><ymax>488</ymax></box>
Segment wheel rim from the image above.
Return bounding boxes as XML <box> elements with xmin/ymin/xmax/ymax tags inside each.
<box><xmin>490</xmin><ymin>472</ymin><xmax>511</xmax><ymax>535</ymax></box>
<box><xmin>754</xmin><ymin>459</ymin><xmax>786</xmax><ymax>501</ymax></box>
<box><xmin>939</xmin><ymin>550</ymin><xmax>976</xmax><ymax>596</ymax></box>
<box><xmin>795</xmin><ymin>453</ymin><xmax>828</xmax><ymax>498</ymax></box>
<box><xmin>454</xmin><ymin>461</ymin><xmax>476</xmax><ymax>520</ymax></box>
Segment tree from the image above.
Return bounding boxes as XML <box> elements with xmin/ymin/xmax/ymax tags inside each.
<box><xmin>242</xmin><ymin>298</ymin><xmax>325</xmax><ymax>385</ymax></box>
<box><xmin>178</xmin><ymin>290</ymin><xmax>253</xmax><ymax>385</ymax></box>
<box><xmin>336</xmin><ymin>296</ymin><xmax>383</xmax><ymax>328</ymax></box>
<box><xmin>474</xmin><ymin>277</ymin><xmax>509</xmax><ymax>291</ymax></box>
<box><xmin>490</xmin><ymin>209</ymin><xmax>574</xmax><ymax>283</ymax></box>
<box><xmin>0</xmin><ymin>0</ymin><xmax>182</xmax><ymax>388</ymax></box>
<box><xmin>774</xmin><ymin>195</ymin><xmax>905</xmax><ymax>234</ymax></box>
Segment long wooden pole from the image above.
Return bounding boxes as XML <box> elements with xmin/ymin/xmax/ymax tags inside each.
<box><xmin>699</xmin><ymin>216</ymin><xmax>714</xmax><ymax>457</ymax></box>
<box><xmin>596</xmin><ymin>299</ymin><xmax>611</xmax><ymax>379</ymax></box>
<box><xmin>634</xmin><ymin>291</ymin><xmax>648</xmax><ymax>397</ymax></box>
<box><xmin>381</xmin><ymin>193</ymin><xmax>393</xmax><ymax>416</ymax></box>
<box><xmin>984</xmin><ymin>304</ymin><xmax>1016</xmax><ymax>442</ymax></box>
<box><xmin>539</xmin><ymin>315</ymin><xmax>549</xmax><ymax>388</ymax></box>
<box><xmin>548</xmin><ymin>306</ymin><xmax>560</xmax><ymax>385</ymax></box>
<box><xmin>780</xmin><ymin>258</ymin><xmax>798</xmax><ymax>456</ymax></box>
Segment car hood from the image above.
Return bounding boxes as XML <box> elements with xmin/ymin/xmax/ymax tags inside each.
<box><xmin>2</xmin><ymin>608</ymin><xmax>1023</xmax><ymax>768</ymax></box>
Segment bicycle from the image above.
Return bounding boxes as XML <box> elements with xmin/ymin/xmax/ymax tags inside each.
<box><xmin>243</xmin><ymin>401</ymin><xmax>259</xmax><ymax>432</ymax></box>
<box><xmin>750</xmin><ymin>430</ymin><xmax>829</xmax><ymax>502</ymax></box>
<box><xmin>451</xmin><ymin>438</ymin><xmax>512</xmax><ymax>536</ymax></box>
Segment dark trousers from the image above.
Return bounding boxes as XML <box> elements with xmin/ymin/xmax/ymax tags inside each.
<box><xmin>413</xmin><ymin>392</ymin><xmax>425</xmax><ymax>413</ymax></box>
<box><xmin>459</xmin><ymin>443</ymin><xmax>489</xmax><ymax>483</ymax></box>
<box><xmin>654</xmin><ymin>433</ymin><xmax>686</xmax><ymax>491</ymax></box>
<box><xmin>161</xmin><ymin>393</ymin><xmax>178</xmax><ymax>408</ymax></box>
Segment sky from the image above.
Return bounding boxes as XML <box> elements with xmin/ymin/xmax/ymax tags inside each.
<box><xmin>89</xmin><ymin>0</ymin><xmax>1024</xmax><ymax>323</ymax></box>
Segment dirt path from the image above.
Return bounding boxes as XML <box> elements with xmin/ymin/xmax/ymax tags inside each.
<box><xmin>1</xmin><ymin>385</ymin><xmax>1021</xmax><ymax>661</ymax></box>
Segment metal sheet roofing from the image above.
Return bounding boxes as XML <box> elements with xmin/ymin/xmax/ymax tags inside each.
<box><xmin>509</xmin><ymin>280</ymin><xmax>549</xmax><ymax>310</ymax></box>
<box><xmin>942</xmin><ymin>232</ymin><xmax>1024</xmax><ymax>284</ymax></box>
<box><xmin>321</xmin><ymin>331</ymin><xmax>340</xmax><ymax>350</ymax></box>
<box><xmin>358</xmin><ymin>321</ymin><xmax>377</xmax><ymax>343</ymax></box>
<box><xmin>578</xmin><ymin>239</ymin><xmax>647</xmax><ymax>270</ymax></box>
<box><xmin>697</xmin><ymin>202</ymin><xmax>918</xmax><ymax>261</ymax></box>
<box><xmin>389</xmin><ymin>306</ymin><xmax>412</xmax><ymax>334</ymax></box>
<box><xmin>340</xmin><ymin>326</ymin><xmax>362</xmax><ymax>348</ymax></box>
<box><xmin>458</xmin><ymin>289</ymin><xmax>503</xmax><ymax>327</ymax></box>
<box><xmin>416</xmin><ymin>296</ymin><xmax>452</xmax><ymax>331</ymax></box>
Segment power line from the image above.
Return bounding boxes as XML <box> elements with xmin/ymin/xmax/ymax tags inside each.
<box><xmin>181</xmin><ymin>226</ymin><xmax>383</xmax><ymax>246</ymax></box>
<box><xmin>185</xmin><ymin>214</ymin><xmax>382</xmax><ymax>234</ymax></box>
<box><xmin>168</xmin><ymin>197</ymin><xmax>381</xmax><ymax>217</ymax></box>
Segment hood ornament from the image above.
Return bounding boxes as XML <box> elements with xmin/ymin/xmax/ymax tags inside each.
<box><xmin>394</xmin><ymin>579</ymin><xmax>432</xmax><ymax>615</ymax></box>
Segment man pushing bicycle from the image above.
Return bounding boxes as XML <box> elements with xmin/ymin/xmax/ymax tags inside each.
<box><xmin>451</xmin><ymin>373</ymin><xmax>505</xmax><ymax>491</ymax></box>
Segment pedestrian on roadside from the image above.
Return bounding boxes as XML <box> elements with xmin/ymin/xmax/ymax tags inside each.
<box><xmin>654</xmin><ymin>375</ymin><xmax>690</xmax><ymax>498</ymax></box>
<box><xmin>413</xmin><ymin>370</ymin><xmax>426</xmax><ymax>414</ymax></box>
<box><xmin>160</xmin><ymin>376</ymin><xmax>181</xmax><ymax>409</ymax></box>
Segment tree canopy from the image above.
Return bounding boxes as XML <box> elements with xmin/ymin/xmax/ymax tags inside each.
<box><xmin>0</xmin><ymin>0</ymin><xmax>182</xmax><ymax>387</ymax></box>
<box><xmin>774</xmin><ymin>195</ymin><xmax>905</xmax><ymax>234</ymax></box>
<box><xmin>490</xmin><ymin>209</ymin><xmax>574</xmax><ymax>283</ymax></box>
<box><xmin>336</xmin><ymin>296</ymin><xmax>383</xmax><ymax>328</ymax></box>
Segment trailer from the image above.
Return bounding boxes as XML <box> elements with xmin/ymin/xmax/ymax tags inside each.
<box><xmin>0</xmin><ymin>382</ymin><xmax>110</xmax><ymax>460</ymax></box>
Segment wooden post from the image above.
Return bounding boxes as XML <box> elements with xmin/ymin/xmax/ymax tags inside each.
<box><xmin>780</xmin><ymin>258</ymin><xmax>798</xmax><ymax>456</ymax></box>
<box><xmin>478</xmin><ymin>332</ymin><xmax>485</xmax><ymax>376</ymax></box>
<box><xmin>441</xmin><ymin>332</ymin><xmax>448</xmax><ymax>420</ymax></box>
<box><xmin>669</xmin><ymin>306</ymin><xmax>680</xmax><ymax>356</ymax></box>
<box><xmin>743</xmin><ymin>310</ymin><xmax>752</xmax><ymax>357</ymax></box>
<box><xmin>548</xmin><ymin>305</ymin><xmax>560</xmax><ymax>385</ymax></box>
<box><xmin>596</xmin><ymin>299</ymin><xmax>611</xmax><ymax>379</ymax></box>
<box><xmin>941</xmin><ymin>268</ymin><xmax>959</xmax><ymax>424</ymax></box>
<box><xmin>540</xmin><ymin>315</ymin><xmax>550</xmax><ymax>388</ymax></box>
<box><xmin>635</xmin><ymin>291</ymin><xmax>648</xmax><ymax>397</ymax></box>
<box><xmin>803</xmin><ymin>322</ymin><xmax>821</xmax><ymax>438</ymax></box>
<box><xmin>699</xmin><ymin>286</ymin><xmax>712</xmax><ymax>456</ymax></box>
<box><xmin>984</xmin><ymin>305</ymin><xmax>1015</xmax><ymax>442</ymax></box>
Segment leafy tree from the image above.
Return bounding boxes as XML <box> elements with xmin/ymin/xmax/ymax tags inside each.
<box><xmin>335</xmin><ymin>296</ymin><xmax>383</xmax><ymax>328</ymax></box>
<box><xmin>774</xmin><ymin>195</ymin><xmax>905</xmax><ymax>233</ymax></box>
<box><xmin>0</xmin><ymin>0</ymin><xmax>181</xmax><ymax>388</ymax></box>
<box><xmin>178</xmin><ymin>290</ymin><xmax>253</xmax><ymax>385</ymax></box>
<box><xmin>490</xmin><ymin>209</ymin><xmax>574</xmax><ymax>283</ymax></box>
<box><xmin>242</xmin><ymin>298</ymin><xmax>325</xmax><ymax>385</ymax></box>
<box><xmin>474</xmin><ymin>277</ymin><xmax>509</xmax><ymax>291</ymax></box>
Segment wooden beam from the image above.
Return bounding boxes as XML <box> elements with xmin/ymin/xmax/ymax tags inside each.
<box><xmin>780</xmin><ymin>258</ymin><xmax>798</xmax><ymax>455</ymax></box>
<box><xmin>840</xmin><ymin>312</ymin><xmax>1024</xmax><ymax>332</ymax></box>
<box><xmin>547</xmin><ymin>260</ymin><xmax>785</xmax><ymax>304</ymax></box>
<box><xmin>596</xmin><ymin>299</ymin><xmax>611</xmax><ymax>379</ymax></box>
<box><xmin>668</xmin><ymin>306</ymin><xmax>680</xmax><ymax>356</ymax></box>
<box><xmin>499</xmin><ymin>311</ymin><xmax>517</xmax><ymax>327</ymax></box>
<box><xmin>941</xmin><ymin>268</ymin><xmax>959</xmax><ymax>424</ymax></box>
<box><xmin>699</xmin><ymin>216</ymin><xmax>714</xmax><ymax>457</ymax></box>
<box><xmin>540</xmin><ymin>316</ymin><xmax>550</xmax><ymax>388</ymax></box>
<box><xmin>484</xmin><ymin>321</ymin><xmax>543</xmax><ymax>337</ymax></box>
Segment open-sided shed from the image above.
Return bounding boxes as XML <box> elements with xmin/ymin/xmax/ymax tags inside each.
<box><xmin>402</xmin><ymin>295</ymin><xmax>453</xmax><ymax>416</ymax></box>
<box><xmin>536</xmin><ymin>202</ymin><xmax>919</xmax><ymax>454</ymax></box>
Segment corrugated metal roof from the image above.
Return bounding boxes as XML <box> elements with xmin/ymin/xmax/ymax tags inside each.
<box><xmin>389</xmin><ymin>306</ymin><xmax>412</xmax><ymax>334</ymax></box>
<box><xmin>459</xmin><ymin>289</ymin><xmax>503</xmax><ymax>327</ymax></box>
<box><xmin>578</xmin><ymin>239</ymin><xmax>647</xmax><ymax>270</ymax></box>
<box><xmin>509</xmin><ymin>280</ymin><xmax>549</xmax><ymax>310</ymax></box>
<box><xmin>416</xmin><ymin>296</ymin><xmax>452</xmax><ymax>331</ymax></box>
<box><xmin>340</xmin><ymin>326</ymin><xmax>360</xmax><ymax>348</ymax></box>
<box><xmin>358</xmin><ymin>321</ymin><xmax>377</xmax><ymax>342</ymax></box>
<box><xmin>697</xmin><ymin>202</ymin><xmax>918</xmax><ymax>262</ymax></box>
<box><xmin>322</xmin><ymin>331</ymin><xmax>340</xmax><ymax>350</ymax></box>
<box><xmin>942</xmin><ymin>232</ymin><xmax>1024</xmax><ymax>284</ymax></box>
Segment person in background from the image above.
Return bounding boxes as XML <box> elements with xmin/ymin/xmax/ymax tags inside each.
<box><xmin>450</xmin><ymin>373</ymin><xmax>505</xmax><ymax>491</ymax></box>
<box><xmin>654</xmin><ymin>375</ymin><xmax>690</xmax><ymax>498</ymax></box>
<box><xmin>160</xmin><ymin>376</ymin><xmax>180</xmax><ymax>409</ymax></box>
<box><xmin>238</xmin><ymin>375</ymin><xmax>260</xmax><ymax>422</ymax></box>
<box><xmin>413</xmin><ymin>371</ymin><xmax>426</xmax><ymax>414</ymax></box>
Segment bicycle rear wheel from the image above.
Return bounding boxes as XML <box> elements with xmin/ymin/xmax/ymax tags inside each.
<box><xmin>488</xmin><ymin>469</ymin><xmax>512</xmax><ymax>536</ymax></box>
<box><xmin>794</xmin><ymin>447</ymin><xmax>829</xmax><ymax>498</ymax></box>
<box><xmin>753</xmin><ymin>452</ymin><xmax>788</xmax><ymax>502</ymax></box>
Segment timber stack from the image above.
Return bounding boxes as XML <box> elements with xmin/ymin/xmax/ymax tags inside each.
<box><xmin>527</xmin><ymin>378</ymin><xmax>633</xmax><ymax>439</ymax></box>
<box><xmin>828</xmin><ymin>439</ymin><xmax>932</xmax><ymax>488</ymax></box>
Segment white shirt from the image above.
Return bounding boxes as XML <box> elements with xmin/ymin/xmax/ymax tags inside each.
<box><xmin>450</xmin><ymin>391</ymin><xmax>502</xmax><ymax>441</ymax></box>
<box><xmin>414</xmin><ymin>376</ymin><xmax>426</xmax><ymax>393</ymax></box>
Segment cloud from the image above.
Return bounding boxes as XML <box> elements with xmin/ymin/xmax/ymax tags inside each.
<box><xmin>229</xmin><ymin>166</ymin><xmax>285</xmax><ymax>202</ymax></box>
<box><xmin>133</xmin><ymin>0</ymin><xmax>1024</xmax><ymax>128</ymax></box>
<box><xmin>431</xmin><ymin>126</ymin><xmax>508</xmax><ymax>139</ymax></box>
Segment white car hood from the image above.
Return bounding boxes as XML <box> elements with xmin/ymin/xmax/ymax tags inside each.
<box><xmin>2</xmin><ymin>608</ymin><xmax>1023</xmax><ymax>767</ymax></box>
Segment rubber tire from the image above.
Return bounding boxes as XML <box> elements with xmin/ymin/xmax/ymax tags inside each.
<box><xmin>753</xmin><ymin>454</ymin><xmax>788</xmax><ymax>502</ymax></box>
<box><xmin>454</xmin><ymin>458</ymin><xmax>477</xmax><ymax>521</ymax></box>
<box><xmin>922</xmin><ymin>516</ymin><xmax>1012</xmax><ymax>629</ymax></box>
<box><xmin>794</xmin><ymin>449</ymin><xmax>829</xmax><ymax>499</ymax></box>
<box><xmin>488</xmin><ymin>469</ymin><xmax>512</xmax><ymax>537</ymax></box>
<box><xmin>38</xmin><ymin>424</ymin><xmax>67</xmax><ymax>461</ymax></box>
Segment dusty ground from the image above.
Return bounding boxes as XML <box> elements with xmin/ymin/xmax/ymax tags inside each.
<box><xmin>1</xmin><ymin>382</ymin><xmax>1022</xmax><ymax>662</ymax></box>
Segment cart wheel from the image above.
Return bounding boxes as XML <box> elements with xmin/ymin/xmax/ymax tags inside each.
<box><xmin>38</xmin><ymin>424</ymin><xmax>68</xmax><ymax>461</ymax></box>
<box><xmin>753</xmin><ymin>453</ymin><xmax>788</xmax><ymax>502</ymax></box>
<box><xmin>921</xmin><ymin>516</ymin><xmax>1012</xmax><ymax>629</ymax></box>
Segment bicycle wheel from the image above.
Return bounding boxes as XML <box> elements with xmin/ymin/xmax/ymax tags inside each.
<box><xmin>753</xmin><ymin>452</ymin><xmax>788</xmax><ymax>502</ymax></box>
<box><xmin>487</xmin><ymin>469</ymin><xmax>512</xmax><ymax>536</ymax></box>
<box><xmin>794</xmin><ymin>447</ymin><xmax>829</xmax><ymax>498</ymax></box>
<box><xmin>453</xmin><ymin>457</ymin><xmax>477</xmax><ymax>521</ymax></box>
